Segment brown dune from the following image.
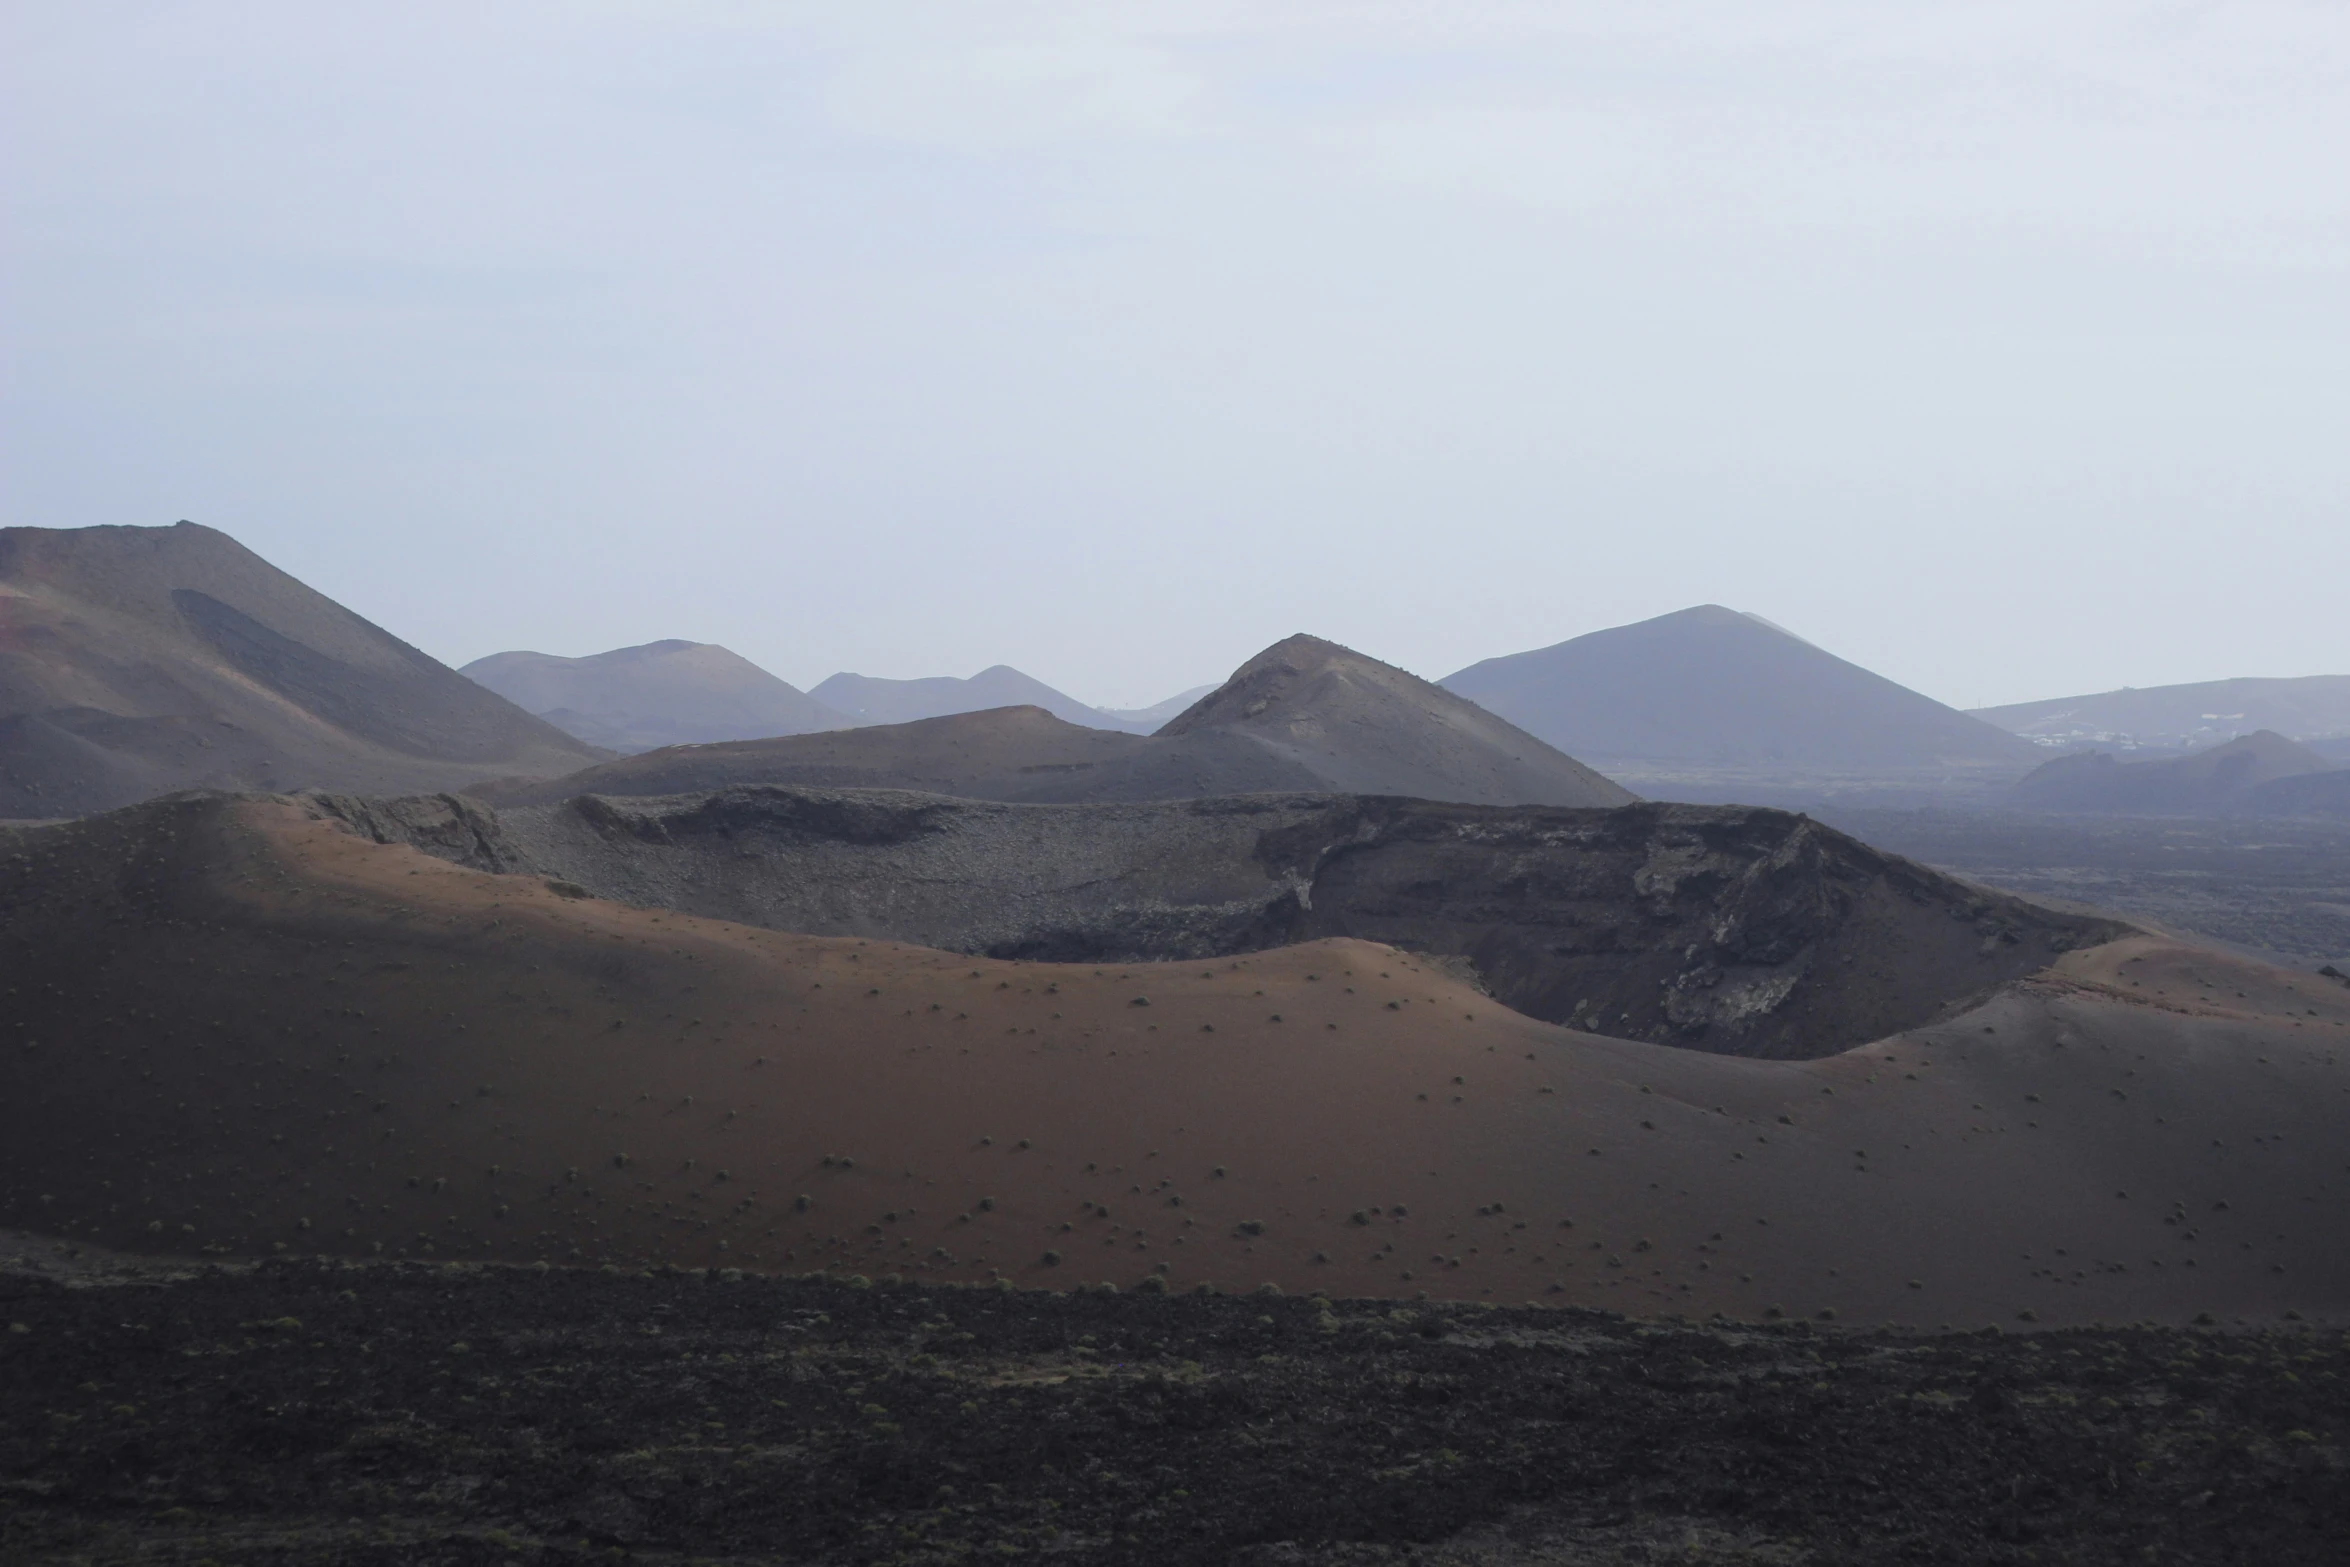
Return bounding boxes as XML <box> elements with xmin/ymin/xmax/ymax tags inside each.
<box><xmin>477</xmin><ymin>635</ymin><xmax>1634</xmax><ymax>810</ymax></box>
<box><xmin>1</xmin><ymin>522</ymin><xmax>603</xmax><ymax>817</ymax></box>
<box><xmin>5</xmin><ymin>794</ymin><xmax>2347</xmax><ymax>1328</ymax></box>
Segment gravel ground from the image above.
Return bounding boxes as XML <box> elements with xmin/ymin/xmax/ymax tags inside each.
<box><xmin>1819</xmin><ymin>810</ymin><xmax>2350</xmax><ymax>966</ymax></box>
<box><xmin>4</xmin><ymin>1256</ymin><xmax>2346</xmax><ymax>1565</ymax></box>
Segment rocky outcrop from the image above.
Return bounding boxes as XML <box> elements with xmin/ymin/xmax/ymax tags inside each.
<box><xmin>303</xmin><ymin>791</ymin><xmax>525</xmax><ymax>874</ymax></box>
<box><xmin>331</xmin><ymin>785</ymin><xmax>2128</xmax><ymax>1059</ymax></box>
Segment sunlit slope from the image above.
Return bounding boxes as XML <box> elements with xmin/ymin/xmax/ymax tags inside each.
<box><xmin>1</xmin><ymin>522</ymin><xmax>601</xmax><ymax>816</ymax></box>
<box><xmin>3</xmin><ymin>794</ymin><xmax>2347</xmax><ymax>1327</ymax></box>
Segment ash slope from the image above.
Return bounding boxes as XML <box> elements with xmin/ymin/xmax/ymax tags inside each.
<box><xmin>1445</xmin><ymin>606</ymin><xmax>2038</xmax><ymax>776</ymax></box>
<box><xmin>0</xmin><ymin>522</ymin><xmax>601</xmax><ymax>817</ymax></box>
<box><xmin>481</xmin><ymin>635</ymin><xmax>1633</xmax><ymax>811</ymax></box>
<box><xmin>462</xmin><ymin>640</ymin><xmax>851</xmax><ymax>753</ymax></box>
<box><xmin>6</xmin><ymin>792</ymin><xmax>2347</xmax><ymax>1328</ymax></box>
<box><xmin>387</xmin><ymin>785</ymin><xmax>2126</xmax><ymax>1059</ymax></box>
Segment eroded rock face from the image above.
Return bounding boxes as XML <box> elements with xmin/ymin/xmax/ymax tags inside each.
<box><xmin>1278</xmin><ymin>800</ymin><xmax>2112</xmax><ymax>1057</ymax></box>
<box><xmin>306</xmin><ymin>791</ymin><xmax>522</xmax><ymax>874</ymax></box>
<box><xmin>327</xmin><ymin>786</ymin><xmax>2127</xmax><ymax>1059</ymax></box>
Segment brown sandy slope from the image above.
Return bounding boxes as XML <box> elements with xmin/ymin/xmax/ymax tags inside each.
<box><xmin>401</xmin><ymin>786</ymin><xmax>2126</xmax><ymax>1059</ymax></box>
<box><xmin>480</xmin><ymin>635</ymin><xmax>1633</xmax><ymax>810</ymax></box>
<box><xmin>0</xmin><ymin>522</ymin><xmax>603</xmax><ymax>817</ymax></box>
<box><xmin>4</xmin><ymin>795</ymin><xmax>2348</xmax><ymax>1328</ymax></box>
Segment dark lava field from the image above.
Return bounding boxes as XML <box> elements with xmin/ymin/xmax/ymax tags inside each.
<box><xmin>4</xmin><ymin>1254</ymin><xmax>2346</xmax><ymax>1566</ymax></box>
<box><xmin>1823</xmin><ymin>810</ymin><xmax>2350</xmax><ymax>967</ymax></box>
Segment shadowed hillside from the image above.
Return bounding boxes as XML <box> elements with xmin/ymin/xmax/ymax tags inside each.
<box><xmin>5</xmin><ymin>792</ymin><xmax>2347</xmax><ymax>1328</ymax></box>
<box><xmin>2241</xmin><ymin>768</ymin><xmax>2350</xmax><ymax>820</ymax></box>
<box><xmin>480</xmin><ymin>636</ymin><xmax>1634</xmax><ymax>811</ymax></box>
<box><xmin>2012</xmin><ymin>731</ymin><xmax>2338</xmax><ymax>816</ymax></box>
<box><xmin>1</xmin><ymin>522</ymin><xmax>602</xmax><ymax>817</ymax></box>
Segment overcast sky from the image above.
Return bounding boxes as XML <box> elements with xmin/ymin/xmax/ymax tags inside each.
<box><xmin>5</xmin><ymin>3</ymin><xmax>2345</xmax><ymax>709</ymax></box>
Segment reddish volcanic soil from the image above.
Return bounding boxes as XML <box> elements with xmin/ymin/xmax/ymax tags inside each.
<box><xmin>5</xmin><ymin>794</ymin><xmax>2348</xmax><ymax>1328</ymax></box>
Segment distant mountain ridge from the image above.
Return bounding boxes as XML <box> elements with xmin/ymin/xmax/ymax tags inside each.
<box><xmin>1149</xmin><ymin>634</ymin><xmax>1634</xmax><ymax>806</ymax></box>
<box><xmin>811</xmin><ymin>665</ymin><xmax>1142</xmax><ymax>733</ymax></box>
<box><xmin>1100</xmin><ymin>684</ymin><xmax>1216</xmax><ymax>733</ymax></box>
<box><xmin>1</xmin><ymin>521</ymin><xmax>602</xmax><ymax>817</ymax></box>
<box><xmin>1443</xmin><ymin>606</ymin><xmax>2038</xmax><ymax>776</ymax></box>
<box><xmin>480</xmin><ymin>633</ymin><xmax>1635</xmax><ymax>811</ymax></box>
<box><xmin>1971</xmin><ymin>675</ymin><xmax>2350</xmax><ymax>752</ymax></box>
<box><xmin>2010</xmin><ymin>731</ymin><xmax>2340</xmax><ymax>816</ymax></box>
<box><xmin>462</xmin><ymin>640</ymin><xmax>849</xmax><ymax>753</ymax></box>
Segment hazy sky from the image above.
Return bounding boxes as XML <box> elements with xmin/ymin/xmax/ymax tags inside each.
<box><xmin>6</xmin><ymin>3</ymin><xmax>2345</xmax><ymax>709</ymax></box>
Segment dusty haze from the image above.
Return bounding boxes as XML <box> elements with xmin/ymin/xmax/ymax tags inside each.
<box><xmin>5</xmin><ymin>4</ymin><xmax>2345</xmax><ymax>709</ymax></box>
